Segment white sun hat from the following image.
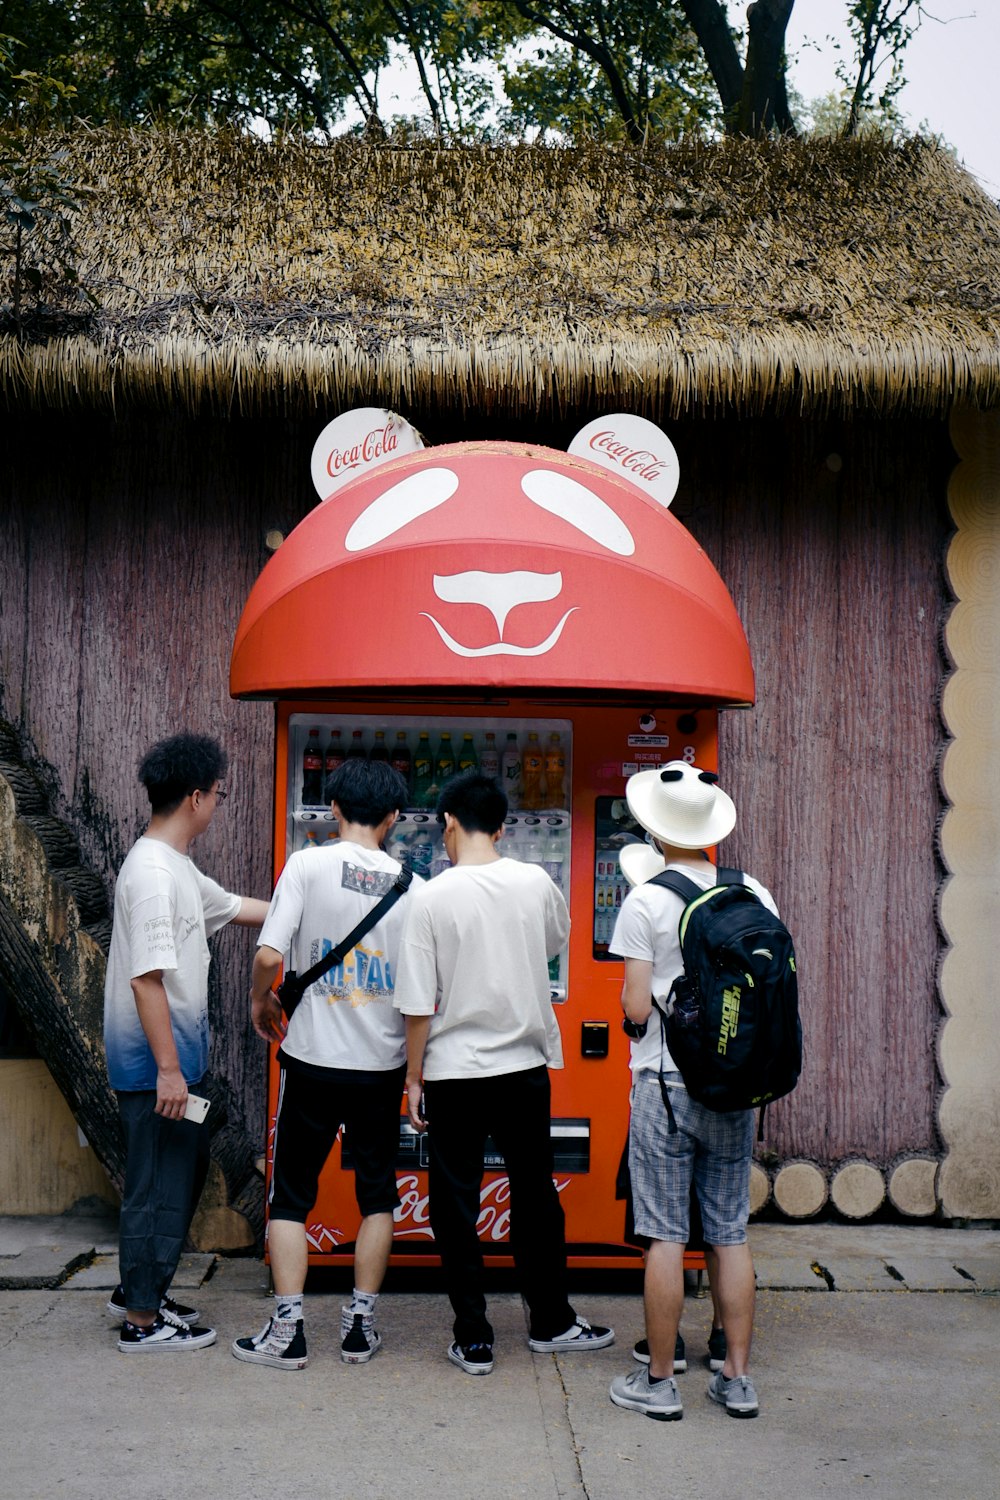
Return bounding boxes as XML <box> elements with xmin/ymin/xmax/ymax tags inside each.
<box><xmin>625</xmin><ymin>761</ymin><xmax>736</xmax><ymax>850</ymax></box>
<box><xmin>619</xmin><ymin>841</ymin><xmax>667</xmax><ymax>888</ymax></box>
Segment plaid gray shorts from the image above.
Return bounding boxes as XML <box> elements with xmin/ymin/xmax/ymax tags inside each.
<box><xmin>628</xmin><ymin>1069</ymin><xmax>754</xmax><ymax>1246</ymax></box>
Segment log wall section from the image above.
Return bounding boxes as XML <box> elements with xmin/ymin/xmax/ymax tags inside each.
<box><xmin>0</xmin><ymin>410</ymin><xmax>950</xmax><ymax>1170</ymax></box>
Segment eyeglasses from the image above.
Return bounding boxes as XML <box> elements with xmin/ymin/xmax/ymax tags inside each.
<box><xmin>197</xmin><ymin>784</ymin><xmax>228</xmax><ymax>803</ymax></box>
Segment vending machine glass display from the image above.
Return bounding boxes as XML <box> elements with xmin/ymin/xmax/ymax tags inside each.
<box><xmin>592</xmin><ymin>795</ymin><xmax>649</xmax><ymax>959</ymax></box>
<box><xmin>287</xmin><ymin>712</ymin><xmax>573</xmax><ymax>999</ymax></box>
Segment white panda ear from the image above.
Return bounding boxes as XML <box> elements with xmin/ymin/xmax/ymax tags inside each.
<box><xmin>310</xmin><ymin>408</ymin><xmax>424</xmax><ymax>500</ymax></box>
<box><xmin>568</xmin><ymin>414</ymin><xmax>679</xmax><ymax>509</ymax></box>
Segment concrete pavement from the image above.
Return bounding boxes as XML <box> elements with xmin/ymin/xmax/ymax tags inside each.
<box><xmin>3</xmin><ymin>1213</ymin><xmax>1000</xmax><ymax>1499</ymax></box>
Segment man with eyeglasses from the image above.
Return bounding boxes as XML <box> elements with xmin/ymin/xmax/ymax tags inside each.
<box><xmin>103</xmin><ymin>732</ymin><xmax>269</xmax><ymax>1352</ymax></box>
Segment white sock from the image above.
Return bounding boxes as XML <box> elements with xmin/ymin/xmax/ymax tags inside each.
<box><xmin>349</xmin><ymin>1289</ymin><xmax>378</xmax><ymax>1317</ymax></box>
<box><xmin>274</xmin><ymin>1293</ymin><xmax>303</xmax><ymax>1323</ymax></box>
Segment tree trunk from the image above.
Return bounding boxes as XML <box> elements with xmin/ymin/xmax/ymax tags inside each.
<box><xmin>737</xmin><ymin>0</ymin><xmax>795</xmax><ymax>135</ymax></box>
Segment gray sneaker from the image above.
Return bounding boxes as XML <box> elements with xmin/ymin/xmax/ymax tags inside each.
<box><xmin>708</xmin><ymin>1369</ymin><xmax>759</xmax><ymax>1417</ymax></box>
<box><xmin>610</xmin><ymin>1366</ymin><xmax>683</xmax><ymax>1421</ymax></box>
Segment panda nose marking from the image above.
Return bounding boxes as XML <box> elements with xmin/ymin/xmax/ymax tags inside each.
<box><xmin>432</xmin><ymin>570</ymin><xmax>563</xmax><ymax>638</ymax></box>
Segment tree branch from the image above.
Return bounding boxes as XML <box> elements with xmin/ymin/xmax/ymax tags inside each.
<box><xmin>504</xmin><ymin>0</ymin><xmax>644</xmax><ymax>142</ymax></box>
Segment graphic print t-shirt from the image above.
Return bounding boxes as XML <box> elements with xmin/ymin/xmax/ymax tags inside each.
<box><xmin>258</xmin><ymin>841</ymin><xmax>413</xmax><ymax>1072</ymax></box>
<box><xmin>104</xmin><ymin>837</ymin><xmax>241</xmax><ymax>1090</ymax></box>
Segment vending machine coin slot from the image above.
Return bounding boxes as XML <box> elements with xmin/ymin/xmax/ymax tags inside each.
<box><xmin>581</xmin><ymin>1020</ymin><xmax>609</xmax><ymax>1058</ymax></box>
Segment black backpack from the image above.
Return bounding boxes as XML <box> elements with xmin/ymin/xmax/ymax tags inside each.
<box><xmin>648</xmin><ymin>867</ymin><xmax>801</xmax><ymax>1130</ymax></box>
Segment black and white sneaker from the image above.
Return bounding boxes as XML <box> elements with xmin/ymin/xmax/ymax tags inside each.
<box><xmin>106</xmin><ymin>1285</ymin><xmax>201</xmax><ymax>1324</ymax></box>
<box><xmin>231</xmin><ymin>1317</ymin><xmax>309</xmax><ymax>1370</ymax></box>
<box><xmin>448</xmin><ymin>1340</ymin><xmax>494</xmax><ymax>1375</ymax></box>
<box><xmin>632</xmin><ymin>1334</ymin><xmax>687</xmax><ymax>1373</ymax></box>
<box><xmin>528</xmin><ymin>1317</ymin><xmax>615</xmax><ymax>1353</ymax></box>
<box><xmin>708</xmin><ymin>1326</ymin><xmax>727</xmax><ymax>1371</ymax></box>
<box><xmin>340</xmin><ymin>1308</ymin><xmax>382</xmax><ymax>1364</ymax></box>
<box><xmin>117</xmin><ymin>1313</ymin><xmax>216</xmax><ymax>1352</ymax></box>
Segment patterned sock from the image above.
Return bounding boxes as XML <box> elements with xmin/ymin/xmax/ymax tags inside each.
<box><xmin>349</xmin><ymin>1289</ymin><xmax>378</xmax><ymax>1317</ymax></box>
<box><xmin>275</xmin><ymin>1293</ymin><xmax>304</xmax><ymax>1323</ymax></box>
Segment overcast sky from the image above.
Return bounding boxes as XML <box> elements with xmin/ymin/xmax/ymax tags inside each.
<box><xmin>786</xmin><ymin>2</ymin><xmax>998</xmax><ymax>198</ymax></box>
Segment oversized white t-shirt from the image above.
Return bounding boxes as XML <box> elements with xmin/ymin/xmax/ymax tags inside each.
<box><xmin>259</xmin><ymin>840</ymin><xmax>413</xmax><ymax>1072</ymax></box>
<box><xmin>393</xmin><ymin>857</ymin><xmax>570</xmax><ymax>1080</ymax></box>
<box><xmin>610</xmin><ymin>861</ymin><xmax>778</xmax><ymax>1075</ymax></box>
<box><xmin>104</xmin><ymin>837</ymin><xmax>241</xmax><ymax>1091</ymax></box>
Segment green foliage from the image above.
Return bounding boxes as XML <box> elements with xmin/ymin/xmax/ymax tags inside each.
<box><xmin>836</xmin><ymin>0</ymin><xmax>922</xmax><ymax>137</ymax></box>
<box><xmin>0</xmin><ymin>34</ymin><xmax>97</xmax><ymax>339</ymax></box>
<box><xmin>0</xmin><ymin>1</ymin><xmax>927</xmax><ymax>145</ymax></box>
<box><xmin>496</xmin><ymin>2</ymin><xmax>721</xmax><ymax>141</ymax></box>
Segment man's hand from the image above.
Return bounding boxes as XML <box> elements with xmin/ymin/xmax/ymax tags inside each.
<box><xmin>406</xmin><ymin>1079</ymin><xmax>426</xmax><ymax>1134</ymax></box>
<box><xmin>155</xmin><ymin>1064</ymin><xmax>189</xmax><ymax>1120</ymax></box>
<box><xmin>251</xmin><ymin>989</ymin><xmax>286</xmax><ymax>1044</ymax></box>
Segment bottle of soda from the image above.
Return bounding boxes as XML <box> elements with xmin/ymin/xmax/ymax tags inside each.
<box><xmin>501</xmin><ymin>731</ymin><xmax>522</xmax><ymax>809</ymax></box>
<box><xmin>435</xmin><ymin>731</ymin><xmax>455</xmax><ymax>783</ymax></box>
<box><xmin>346</xmin><ymin>728</ymin><xmax>366</xmax><ymax>759</ymax></box>
<box><xmin>479</xmin><ymin>731</ymin><xmax>500</xmax><ymax>781</ymax></box>
<box><xmin>324</xmin><ymin>729</ymin><xmax>344</xmax><ymax>802</ymax></box>
<box><xmin>413</xmin><ymin>731</ymin><xmax>433</xmax><ymax>807</ymax></box>
<box><xmin>458</xmin><ymin>732</ymin><xmax>478</xmax><ymax>775</ymax></box>
<box><xmin>301</xmin><ymin>727</ymin><xmax>323</xmax><ymax>805</ymax></box>
<box><xmin>302</xmin><ymin>828</ymin><xmax>320</xmax><ymax>851</ymax></box>
<box><xmin>369</xmin><ymin>729</ymin><xmax>389</xmax><ymax>762</ymax></box>
<box><xmin>521</xmin><ymin>731</ymin><xmax>543</xmax><ymax>811</ymax></box>
<box><xmin>543</xmin><ymin>731</ymin><xmax>566</xmax><ymax>808</ymax></box>
<box><xmin>391</xmin><ymin>731</ymin><xmax>412</xmax><ymax>800</ymax></box>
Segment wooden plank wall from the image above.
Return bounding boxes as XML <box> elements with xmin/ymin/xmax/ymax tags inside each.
<box><xmin>671</xmin><ymin>413</ymin><xmax>949</xmax><ymax>1168</ymax></box>
<box><xmin>0</xmin><ymin>409</ymin><xmax>950</xmax><ymax>1167</ymax></box>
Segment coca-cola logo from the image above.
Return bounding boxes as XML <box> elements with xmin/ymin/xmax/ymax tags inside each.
<box><xmin>305</xmin><ymin>1221</ymin><xmax>346</xmax><ymax>1252</ymax></box>
<box><xmin>326</xmin><ymin>422</ymin><xmax>399</xmax><ymax>478</ymax></box>
<box><xmin>568</xmin><ymin>413</ymin><xmax>679</xmax><ymax>508</ymax></box>
<box><xmin>393</xmin><ymin>1172</ymin><xmax>570</xmax><ymax>1241</ymax></box>
<box><xmin>588</xmin><ymin>430</ymin><xmax>668</xmax><ymax>482</ymax></box>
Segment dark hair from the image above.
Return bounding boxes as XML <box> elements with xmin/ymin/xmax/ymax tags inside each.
<box><xmin>139</xmin><ymin>733</ymin><xmax>228</xmax><ymax>815</ymax></box>
<box><xmin>436</xmin><ymin>772</ymin><xmax>507</xmax><ymax>836</ymax></box>
<box><xmin>327</xmin><ymin>758</ymin><xmax>407</xmax><ymax>827</ymax></box>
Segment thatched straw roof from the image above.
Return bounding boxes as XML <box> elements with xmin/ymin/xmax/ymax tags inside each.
<box><xmin>3</xmin><ymin>129</ymin><xmax>999</xmax><ymax>417</ymax></box>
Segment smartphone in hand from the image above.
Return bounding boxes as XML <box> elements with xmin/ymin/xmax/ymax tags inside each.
<box><xmin>183</xmin><ymin>1093</ymin><xmax>211</xmax><ymax>1125</ymax></box>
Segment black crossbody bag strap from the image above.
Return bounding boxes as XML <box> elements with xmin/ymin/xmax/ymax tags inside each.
<box><xmin>278</xmin><ymin>865</ymin><xmax>413</xmax><ymax>1017</ymax></box>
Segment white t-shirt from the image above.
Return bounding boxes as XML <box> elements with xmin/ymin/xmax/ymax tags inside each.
<box><xmin>393</xmin><ymin>857</ymin><xmax>570</xmax><ymax>1081</ymax></box>
<box><xmin>259</xmin><ymin>840</ymin><xmax>414</xmax><ymax>1072</ymax></box>
<box><xmin>610</xmin><ymin>862</ymin><xmax>778</xmax><ymax>1075</ymax></box>
<box><xmin>104</xmin><ymin>837</ymin><xmax>241</xmax><ymax>1091</ymax></box>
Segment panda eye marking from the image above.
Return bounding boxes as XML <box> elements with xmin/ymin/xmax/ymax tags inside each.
<box><xmin>345</xmin><ymin>468</ymin><xmax>460</xmax><ymax>552</ymax></box>
<box><xmin>520</xmin><ymin>470</ymin><xmax>635</xmax><ymax>557</ymax></box>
